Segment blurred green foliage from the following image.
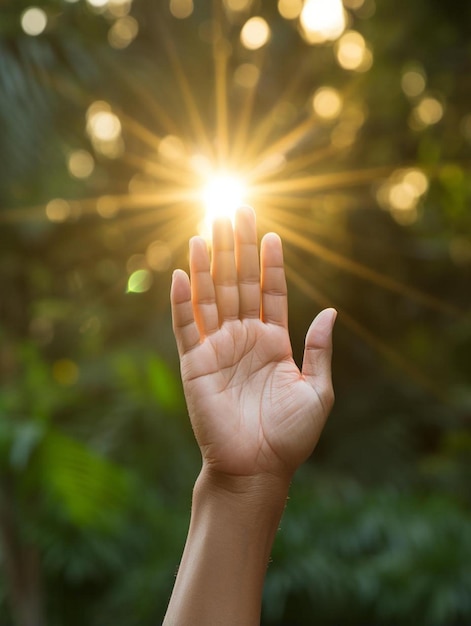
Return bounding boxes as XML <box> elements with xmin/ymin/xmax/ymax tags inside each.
<box><xmin>0</xmin><ymin>0</ymin><xmax>470</xmax><ymax>625</ymax></box>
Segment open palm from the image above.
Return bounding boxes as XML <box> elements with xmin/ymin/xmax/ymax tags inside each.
<box><xmin>171</xmin><ymin>207</ymin><xmax>336</xmax><ymax>481</ymax></box>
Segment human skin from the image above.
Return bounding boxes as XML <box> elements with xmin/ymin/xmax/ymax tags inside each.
<box><xmin>164</xmin><ymin>206</ymin><xmax>336</xmax><ymax>626</ymax></box>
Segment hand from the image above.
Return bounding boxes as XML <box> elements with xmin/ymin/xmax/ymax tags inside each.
<box><xmin>170</xmin><ymin>206</ymin><xmax>336</xmax><ymax>483</ymax></box>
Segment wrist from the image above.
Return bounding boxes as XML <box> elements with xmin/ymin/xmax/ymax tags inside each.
<box><xmin>194</xmin><ymin>465</ymin><xmax>291</xmax><ymax>516</ymax></box>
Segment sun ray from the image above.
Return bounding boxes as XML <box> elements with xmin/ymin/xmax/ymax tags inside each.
<box><xmin>272</xmin><ymin>143</ymin><xmax>346</xmax><ymax>181</ymax></box>
<box><xmin>109</xmin><ymin>198</ymin><xmax>195</xmax><ymax>228</ymax></box>
<box><xmin>265</xmin><ymin>209</ymin><xmax>463</xmax><ymax>318</ymax></box>
<box><xmin>252</xmin><ymin>166</ymin><xmax>393</xmax><ymax>195</ymax></box>
<box><xmin>0</xmin><ymin>188</ymin><xmax>201</xmax><ymax>226</ymax></box>
<box><xmin>230</xmin><ymin>50</ymin><xmax>268</xmax><ymax>167</ymax></box>
<box><xmin>259</xmin><ymin>203</ymin><xmax>350</xmax><ymax>244</ymax></box>
<box><xmin>244</xmin><ymin>116</ymin><xmax>319</xmax><ymax>178</ymax></box>
<box><xmin>241</xmin><ymin>51</ymin><xmax>325</xmax><ymax>164</ymax></box>
<box><xmin>128</xmin><ymin>204</ymin><xmax>199</xmax><ymax>255</ymax></box>
<box><xmin>156</xmin><ymin>18</ymin><xmax>214</xmax><ymax>157</ymax></box>
<box><xmin>212</xmin><ymin>0</ymin><xmax>229</xmax><ymax>164</ymax></box>
<box><xmin>122</xmin><ymin>152</ymin><xmax>198</xmax><ymax>188</ymax></box>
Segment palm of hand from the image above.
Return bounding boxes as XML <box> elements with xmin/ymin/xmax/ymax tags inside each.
<box><xmin>181</xmin><ymin>319</ymin><xmax>325</xmax><ymax>478</ymax></box>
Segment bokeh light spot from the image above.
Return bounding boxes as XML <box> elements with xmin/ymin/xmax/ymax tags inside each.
<box><xmin>86</xmin><ymin>101</ymin><xmax>123</xmax><ymax>157</ymax></box>
<box><xmin>127</xmin><ymin>269</ymin><xmax>153</xmax><ymax>293</ymax></box>
<box><xmin>52</xmin><ymin>359</ymin><xmax>79</xmax><ymax>386</ymax></box>
<box><xmin>403</xmin><ymin>168</ymin><xmax>429</xmax><ymax>196</ymax></box>
<box><xmin>300</xmin><ymin>0</ymin><xmax>346</xmax><ymax>44</ymax></box>
<box><xmin>389</xmin><ymin>182</ymin><xmax>417</xmax><ymax>210</ymax></box>
<box><xmin>336</xmin><ymin>31</ymin><xmax>371</xmax><ymax>71</ymax></box>
<box><xmin>21</xmin><ymin>7</ymin><xmax>47</xmax><ymax>36</ymax></box>
<box><xmin>68</xmin><ymin>150</ymin><xmax>95</xmax><ymax>179</ymax></box>
<box><xmin>234</xmin><ymin>63</ymin><xmax>260</xmax><ymax>88</ymax></box>
<box><xmin>414</xmin><ymin>96</ymin><xmax>444</xmax><ymax>126</ymax></box>
<box><xmin>46</xmin><ymin>199</ymin><xmax>71</xmax><ymax>223</ymax></box>
<box><xmin>108</xmin><ymin>16</ymin><xmax>139</xmax><ymax>48</ymax></box>
<box><xmin>97</xmin><ymin>195</ymin><xmax>120</xmax><ymax>219</ymax></box>
<box><xmin>88</xmin><ymin>110</ymin><xmax>121</xmax><ymax>142</ymax></box>
<box><xmin>376</xmin><ymin>168</ymin><xmax>428</xmax><ymax>225</ymax></box>
<box><xmin>312</xmin><ymin>86</ymin><xmax>343</xmax><ymax>120</ymax></box>
<box><xmin>106</xmin><ymin>0</ymin><xmax>133</xmax><ymax>17</ymax></box>
<box><xmin>401</xmin><ymin>67</ymin><xmax>426</xmax><ymax>98</ymax></box>
<box><xmin>169</xmin><ymin>0</ymin><xmax>194</xmax><ymax>19</ymax></box>
<box><xmin>240</xmin><ymin>17</ymin><xmax>270</xmax><ymax>50</ymax></box>
<box><xmin>277</xmin><ymin>0</ymin><xmax>303</xmax><ymax>20</ymax></box>
<box><xmin>87</xmin><ymin>0</ymin><xmax>108</xmax><ymax>8</ymax></box>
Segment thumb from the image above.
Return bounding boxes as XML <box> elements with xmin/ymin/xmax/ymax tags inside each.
<box><xmin>301</xmin><ymin>308</ymin><xmax>337</xmax><ymax>414</ymax></box>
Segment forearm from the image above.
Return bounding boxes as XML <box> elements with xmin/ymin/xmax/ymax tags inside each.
<box><xmin>163</xmin><ymin>468</ymin><xmax>290</xmax><ymax>626</ymax></box>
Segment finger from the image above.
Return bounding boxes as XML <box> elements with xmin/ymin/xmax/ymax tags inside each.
<box><xmin>189</xmin><ymin>236</ymin><xmax>219</xmax><ymax>336</ymax></box>
<box><xmin>211</xmin><ymin>217</ymin><xmax>239</xmax><ymax>322</ymax></box>
<box><xmin>235</xmin><ymin>206</ymin><xmax>260</xmax><ymax>319</ymax></box>
<box><xmin>170</xmin><ymin>269</ymin><xmax>201</xmax><ymax>356</ymax></box>
<box><xmin>260</xmin><ymin>232</ymin><xmax>288</xmax><ymax>327</ymax></box>
<box><xmin>302</xmin><ymin>308</ymin><xmax>337</xmax><ymax>418</ymax></box>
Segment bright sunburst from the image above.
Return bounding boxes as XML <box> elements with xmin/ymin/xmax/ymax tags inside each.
<box><xmin>200</xmin><ymin>172</ymin><xmax>248</xmax><ymax>237</ymax></box>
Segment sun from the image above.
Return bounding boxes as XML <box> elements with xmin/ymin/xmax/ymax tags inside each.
<box><xmin>199</xmin><ymin>172</ymin><xmax>248</xmax><ymax>239</ymax></box>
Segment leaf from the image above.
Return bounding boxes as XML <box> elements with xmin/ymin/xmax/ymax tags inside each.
<box><xmin>37</xmin><ymin>431</ymin><xmax>132</xmax><ymax>529</ymax></box>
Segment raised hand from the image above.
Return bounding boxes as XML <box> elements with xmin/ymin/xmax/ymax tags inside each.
<box><xmin>170</xmin><ymin>206</ymin><xmax>336</xmax><ymax>482</ymax></box>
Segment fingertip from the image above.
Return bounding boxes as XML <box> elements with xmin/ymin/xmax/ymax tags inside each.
<box><xmin>261</xmin><ymin>232</ymin><xmax>284</xmax><ymax>266</ymax></box>
<box><xmin>170</xmin><ymin>269</ymin><xmax>190</xmax><ymax>303</ymax></box>
<box><xmin>314</xmin><ymin>308</ymin><xmax>337</xmax><ymax>331</ymax></box>
<box><xmin>189</xmin><ymin>235</ymin><xmax>206</xmax><ymax>252</ymax></box>
<box><xmin>235</xmin><ymin>204</ymin><xmax>256</xmax><ymax>220</ymax></box>
<box><xmin>172</xmin><ymin>268</ymin><xmax>186</xmax><ymax>280</ymax></box>
<box><xmin>307</xmin><ymin>308</ymin><xmax>337</xmax><ymax>349</ymax></box>
<box><xmin>261</xmin><ymin>231</ymin><xmax>282</xmax><ymax>246</ymax></box>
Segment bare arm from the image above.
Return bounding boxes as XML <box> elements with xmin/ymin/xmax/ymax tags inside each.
<box><xmin>164</xmin><ymin>206</ymin><xmax>336</xmax><ymax>626</ymax></box>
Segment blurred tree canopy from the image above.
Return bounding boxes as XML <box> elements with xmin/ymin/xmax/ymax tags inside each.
<box><xmin>0</xmin><ymin>1</ymin><xmax>470</xmax><ymax>625</ymax></box>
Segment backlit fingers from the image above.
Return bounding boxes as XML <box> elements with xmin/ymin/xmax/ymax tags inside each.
<box><xmin>181</xmin><ymin>208</ymin><xmax>280</xmax><ymax>336</ymax></box>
